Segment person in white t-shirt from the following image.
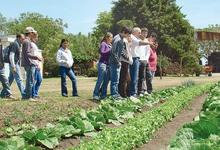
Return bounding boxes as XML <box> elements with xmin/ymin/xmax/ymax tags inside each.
<box><xmin>56</xmin><ymin>39</ymin><xmax>78</xmax><ymax>97</ymax></box>
<box><xmin>129</xmin><ymin>27</ymin><xmax>153</xmax><ymax>97</ymax></box>
<box><xmin>137</xmin><ymin>28</ymin><xmax>151</xmax><ymax>95</ymax></box>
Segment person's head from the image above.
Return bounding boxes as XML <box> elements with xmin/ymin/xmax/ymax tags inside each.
<box><xmin>101</xmin><ymin>32</ymin><xmax>113</xmax><ymax>44</ymax></box>
<box><xmin>141</xmin><ymin>28</ymin><xmax>148</xmax><ymax>38</ymax></box>
<box><xmin>120</xmin><ymin>26</ymin><xmax>132</xmax><ymax>38</ymax></box>
<box><xmin>24</xmin><ymin>27</ymin><xmax>37</xmax><ymax>39</ymax></box>
<box><xmin>126</xmin><ymin>34</ymin><xmax>132</xmax><ymax>43</ymax></box>
<box><xmin>17</xmin><ymin>34</ymin><xmax>25</xmax><ymax>44</ymax></box>
<box><xmin>31</xmin><ymin>32</ymin><xmax>38</xmax><ymax>43</ymax></box>
<box><xmin>60</xmin><ymin>39</ymin><xmax>69</xmax><ymax>49</ymax></box>
<box><xmin>148</xmin><ymin>32</ymin><xmax>157</xmax><ymax>42</ymax></box>
<box><xmin>132</xmin><ymin>27</ymin><xmax>141</xmax><ymax>38</ymax></box>
<box><xmin>151</xmin><ymin>41</ymin><xmax>159</xmax><ymax>50</ymax></box>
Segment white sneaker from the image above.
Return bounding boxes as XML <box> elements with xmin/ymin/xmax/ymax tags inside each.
<box><xmin>93</xmin><ymin>96</ymin><xmax>100</xmax><ymax>100</ymax></box>
<box><xmin>144</xmin><ymin>91</ymin><xmax>150</xmax><ymax>95</ymax></box>
<box><xmin>130</xmin><ymin>96</ymin><xmax>138</xmax><ymax>100</ymax></box>
<box><xmin>139</xmin><ymin>94</ymin><xmax>144</xmax><ymax>97</ymax></box>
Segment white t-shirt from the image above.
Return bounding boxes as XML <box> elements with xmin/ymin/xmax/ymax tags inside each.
<box><xmin>130</xmin><ymin>34</ymin><xmax>141</xmax><ymax>58</ymax></box>
<box><xmin>30</xmin><ymin>42</ymin><xmax>42</xmax><ymax>67</ymax></box>
<box><xmin>138</xmin><ymin>38</ymin><xmax>151</xmax><ymax>63</ymax></box>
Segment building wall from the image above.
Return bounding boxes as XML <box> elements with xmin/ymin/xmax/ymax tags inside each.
<box><xmin>208</xmin><ymin>52</ymin><xmax>220</xmax><ymax>72</ymax></box>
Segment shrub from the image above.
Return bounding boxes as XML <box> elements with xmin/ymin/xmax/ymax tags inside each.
<box><xmin>86</xmin><ymin>68</ymin><xmax>98</xmax><ymax>77</ymax></box>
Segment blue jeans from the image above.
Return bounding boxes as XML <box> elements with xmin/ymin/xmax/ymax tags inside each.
<box><xmin>60</xmin><ymin>66</ymin><xmax>78</xmax><ymax>96</ymax></box>
<box><xmin>32</xmin><ymin>68</ymin><xmax>42</xmax><ymax>97</ymax></box>
<box><xmin>93</xmin><ymin>62</ymin><xmax>110</xmax><ymax>99</ymax></box>
<box><xmin>0</xmin><ymin>67</ymin><xmax>12</xmax><ymax>97</ymax></box>
<box><xmin>24</xmin><ymin>65</ymin><xmax>36</xmax><ymax>99</ymax></box>
<box><xmin>110</xmin><ymin>63</ymin><xmax>121</xmax><ymax>97</ymax></box>
<box><xmin>9</xmin><ymin>63</ymin><xmax>25</xmax><ymax>98</ymax></box>
<box><xmin>129</xmin><ymin>57</ymin><xmax>140</xmax><ymax>96</ymax></box>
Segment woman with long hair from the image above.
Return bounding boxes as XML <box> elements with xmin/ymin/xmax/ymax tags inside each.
<box><xmin>93</xmin><ymin>32</ymin><xmax>113</xmax><ymax>100</ymax></box>
<box><xmin>56</xmin><ymin>39</ymin><xmax>78</xmax><ymax>97</ymax></box>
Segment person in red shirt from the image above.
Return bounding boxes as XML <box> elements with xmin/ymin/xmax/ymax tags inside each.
<box><xmin>146</xmin><ymin>40</ymin><xmax>158</xmax><ymax>94</ymax></box>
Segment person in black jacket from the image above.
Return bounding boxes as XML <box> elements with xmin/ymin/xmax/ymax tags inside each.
<box><xmin>0</xmin><ymin>39</ymin><xmax>15</xmax><ymax>99</ymax></box>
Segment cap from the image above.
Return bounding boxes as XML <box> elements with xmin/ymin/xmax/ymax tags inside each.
<box><xmin>25</xmin><ymin>27</ymin><xmax>37</xmax><ymax>34</ymax></box>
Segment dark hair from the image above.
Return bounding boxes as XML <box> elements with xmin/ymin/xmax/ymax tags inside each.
<box><xmin>60</xmin><ymin>39</ymin><xmax>69</xmax><ymax>48</ymax></box>
<box><xmin>16</xmin><ymin>33</ymin><xmax>24</xmax><ymax>39</ymax></box>
<box><xmin>121</xmin><ymin>26</ymin><xmax>132</xmax><ymax>34</ymax></box>
<box><xmin>101</xmin><ymin>32</ymin><xmax>113</xmax><ymax>43</ymax></box>
<box><xmin>150</xmin><ymin>32</ymin><xmax>157</xmax><ymax>38</ymax></box>
<box><xmin>141</xmin><ymin>28</ymin><xmax>148</xmax><ymax>32</ymax></box>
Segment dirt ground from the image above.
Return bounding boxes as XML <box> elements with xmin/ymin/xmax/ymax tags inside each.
<box><xmin>137</xmin><ymin>94</ymin><xmax>208</xmax><ymax>150</ymax></box>
<box><xmin>0</xmin><ymin>75</ymin><xmax>219</xmax><ymax>133</ymax></box>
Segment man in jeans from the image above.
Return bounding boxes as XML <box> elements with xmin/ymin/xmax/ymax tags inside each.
<box><xmin>0</xmin><ymin>40</ymin><xmax>15</xmax><ymax>99</ymax></box>
<box><xmin>8</xmin><ymin>34</ymin><xmax>26</xmax><ymax>98</ymax></box>
<box><xmin>109</xmin><ymin>26</ymin><xmax>132</xmax><ymax>99</ymax></box>
<box><xmin>129</xmin><ymin>27</ymin><xmax>153</xmax><ymax>98</ymax></box>
<box><xmin>21</xmin><ymin>27</ymin><xmax>42</xmax><ymax>100</ymax></box>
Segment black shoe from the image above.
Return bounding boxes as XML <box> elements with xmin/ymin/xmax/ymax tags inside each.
<box><xmin>72</xmin><ymin>95</ymin><xmax>79</xmax><ymax>97</ymax></box>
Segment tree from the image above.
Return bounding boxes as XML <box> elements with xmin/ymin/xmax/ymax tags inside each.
<box><xmin>92</xmin><ymin>11</ymin><xmax>113</xmax><ymax>40</ymax></box>
<box><xmin>0</xmin><ymin>13</ymin><xmax>7</xmax><ymax>35</ymax></box>
<box><xmin>111</xmin><ymin>0</ymin><xmax>198</xmax><ymax>63</ymax></box>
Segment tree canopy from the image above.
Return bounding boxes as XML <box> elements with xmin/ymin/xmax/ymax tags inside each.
<box><xmin>93</xmin><ymin>0</ymin><xmax>199</xmax><ymax>63</ymax></box>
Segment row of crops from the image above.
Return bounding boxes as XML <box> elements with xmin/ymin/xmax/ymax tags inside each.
<box><xmin>0</xmin><ymin>83</ymin><xmax>214</xmax><ymax>150</ymax></box>
<box><xmin>168</xmin><ymin>82</ymin><xmax>220</xmax><ymax>150</ymax></box>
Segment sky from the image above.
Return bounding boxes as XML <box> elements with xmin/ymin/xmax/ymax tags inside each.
<box><xmin>0</xmin><ymin>0</ymin><xmax>219</xmax><ymax>34</ymax></box>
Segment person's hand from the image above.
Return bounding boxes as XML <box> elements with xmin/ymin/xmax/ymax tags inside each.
<box><xmin>37</xmin><ymin>56</ymin><xmax>43</xmax><ymax>61</ymax></box>
<box><xmin>149</xmin><ymin>41</ymin><xmax>154</xmax><ymax>46</ymax></box>
<box><xmin>12</xmin><ymin>67</ymin><xmax>16</xmax><ymax>73</ymax></box>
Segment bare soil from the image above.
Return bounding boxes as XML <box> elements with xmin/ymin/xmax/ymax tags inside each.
<box><xmin>137</xmin><ymin>94</ymin><xmax>207</xmax><ymax>150</ymax></box>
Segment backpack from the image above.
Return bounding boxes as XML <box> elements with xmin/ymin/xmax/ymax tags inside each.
<box><xmin>3</xmin><ymin>44</ymin><xmax>11</xmax><ymax>63</ymax></box>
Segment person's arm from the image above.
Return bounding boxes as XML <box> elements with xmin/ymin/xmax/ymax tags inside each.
<box><xmin>0</xmin><ymin>44</ymin><xmax>4</xmax><ymax>68</ymax></box>
<box><xmin>9</xmin><ymin>43</ymin><xmax>16</xmax><ymax>67</ymax></box>
<box><xmin>56</xmin><ymin>50</ymin><xmax>67</xmax><ymax>66</ymax></box>
<box><xmin>9</xmin><ymin>52</ymin><xmax>16</xmax><ymax>68</ymax></box>
<box><xmin>145</xmin><ymin>46</ymin><xmax>151</xmax><ymax>63</ymax></box>
<box><xmin>100</xmin><ymin>42</ymin><xmax>111</xmax><ymax>54</ymax></box>
<box><xmin>121</xmin><ymin>43</ymin><xmax>129</xmax><ymax>62</ymax></box>
<box><xmin>139</xmin><ymin>40</ymin><xmax>154</xmax><ymax>46</ymax></box>
<box><xmin>111</xmin><ymin>40</ymin><xmax>121</xmax><ymax>65</ymax></box>
<box><xmin>24</xmin><ymin>41</ymin><xmax>41</xmax><ymax>61</ymax></box>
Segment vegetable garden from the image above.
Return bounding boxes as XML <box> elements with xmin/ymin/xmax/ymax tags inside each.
<box><xmin>0</xmin><ymin>80</ymin><xmax>219</xmax><ymax>150</ymax></box>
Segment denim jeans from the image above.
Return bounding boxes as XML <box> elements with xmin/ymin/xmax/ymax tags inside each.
<box><xmin>9</xmin><ymin>63</ymin><xmax>25</xmax><ymax>98</ymax></box>
<box><xmin>93</xmin><ymin>62</ymin><xmax>110</xmax><ymax>99</ymax></box>
<box><xmin>146</xmin><ymin>70</ymin><xmax>155</xmax><ymax>94</ymax></box>
<box><xmin>32</xmin><ymin>68</ymin><xmax>42</xmax><ymax>97</ymax></box>
<box><xmin>60</xmin><ymin>66</ymin><xmax>78</xmax><ymax>96</ymax></box>
<box><xmin>110</xmin><ymin>63</ymin><xmax>121</xmax><ymax>98</ymax></box>
<box><xmin>24</xmin><ymin>65</ymin><xmax>36</xmax><ymax>99</ymax></box>
<box><xmin>129</xmin><ymin>57</ymin><xmax>140</xmax><ymax>96</ymax></box>
<box><xmin>138</xmin><ymin>61</ymin><xmax>146</xmax><ymax>95</ymax></box>
<box><xmin>0</xmin><ymin>67</ymin><xmax>12</xmax><ymax>97</ymax></box>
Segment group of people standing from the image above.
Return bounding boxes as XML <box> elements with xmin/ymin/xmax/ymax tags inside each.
<box><xmin>93</xmin><ymin>26</ymin><xmax>158</xmax><ymax>100</ymax></box>
<box><xmin>0</xmin><ymin>26</ymin><xmax>158</xmax><ymax>101</ymax></box>
<box><xmin>0</xmin><ymin>27</ymin><xmax>43</xmax><ymax>101</ymax></box>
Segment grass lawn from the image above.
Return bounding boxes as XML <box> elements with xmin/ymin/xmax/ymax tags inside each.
<box><xmin>0</xmin><ymin>74</ymin><xmax>219</xmax><ymax>131</ymax></box>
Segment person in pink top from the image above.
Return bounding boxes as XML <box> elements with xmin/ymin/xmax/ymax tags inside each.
<box><xmin>146</xmin><ymin>33</ymin><xmax>158</xmax><ymax>94</ymax></box>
